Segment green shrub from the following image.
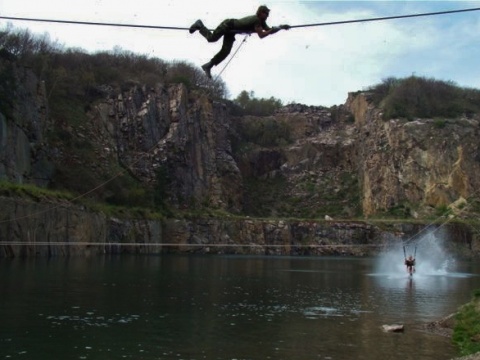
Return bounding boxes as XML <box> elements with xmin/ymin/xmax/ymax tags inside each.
<box><xmin>233</xmin><ymin>90</ymin><xmax>283</xmax><ymax>116</ymax></box>
<box><xmin>0</xmin><ymin>180</ymin><xmax>73</xmax><ymax>201</ymax></box>
<box><xmin>387</xmin><ymin>204</ymin><xmax>411</xmax><ymax>218</ymax></box>
<box><xmin>433</xmin><ymin>118</ymin><xmax>447</xmax><ymax>129</ymax></box>
<box><xmin>234</xmin><ymin>117</ymin><xmax>292</xmax><ymax>149</ymax></box>
<box><xmin>0</xmin><ymin>26</ymin><xmax>228</xmax><ymax>105</ymax></box>
<box><xmin>367</xmin><ymin>76</ymin><xmax>480</xmax><ymax>120</ymax></box>
<box><xmin>435</xmin><ymin>204</ymin><xmax>452</xmax><ymax>217</ymax></box>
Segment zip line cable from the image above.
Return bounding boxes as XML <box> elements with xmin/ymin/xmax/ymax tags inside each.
<box><xmin>1</xmin><ymin>7</ymin><xmax>480</xmax><ymax>31</ymax></box>
<box><xmin>400</xmin><ymin>187</ymin><xmax>480</xmax><ymax>248</ymax></box>
<box><xmin>215</xmin><ymin>34</ymin><xmax>249</xmax><ymax>80</ymax></box>
<box><xmin>289</xmin><ymin>7</ymin><xmax>480</xmax><ymax>29</ymax></box>
<box><xmin>0</xmin><ymin>15</ymin><xmax>190</xmax><ymax>31</ymax></box>
<box><xmin>2</xmin><ymin>7</ymin><xmax>479</xmax><ymax>89</ymax></box>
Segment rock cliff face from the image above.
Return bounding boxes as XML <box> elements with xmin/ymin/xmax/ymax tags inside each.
<box><xmin>90</xmin><ymin>83</ymin><xmax>242</xmax><ymax>211</ymax></box>
<box><xmin>1</xmin><ymin>59</ymin><xmax>480</xmax><ymax>257</ymax></box>
<box><xmin>346</xmin><ymin>93</ymin><xmax>480</xmax><ymax>217</ymax></box>
<box><xmin>234</xmin><ymin>104</ymin><xmax>359</xmax><ymax>218</ymax></box>
<box><xmin>0</xmin><ymin>59</ymin><xmax>245</xmax><ymax>213</ymax></box>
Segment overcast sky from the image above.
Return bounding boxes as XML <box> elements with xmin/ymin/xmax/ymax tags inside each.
<box><xmin>1</xmin><ymin>0</ymin><xmax>480</xmax><ymax>106</ymax></box>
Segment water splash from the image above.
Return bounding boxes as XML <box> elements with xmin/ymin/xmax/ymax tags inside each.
<box><xmin>375</xmin><ymin>228</ymin><xmax>456</xmax><ymax>277</ymax></box>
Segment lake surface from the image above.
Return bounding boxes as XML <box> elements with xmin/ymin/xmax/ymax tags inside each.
<box><xmin>1</xmin><ymin>252</ymin><xmax>479</xmax><ymax>360</ymax></box>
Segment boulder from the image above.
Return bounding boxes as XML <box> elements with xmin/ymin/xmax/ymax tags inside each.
<box><xmin>382</xmin><ymin>324</ymin><xmax>404</xmax><ymax>332</ymax></box>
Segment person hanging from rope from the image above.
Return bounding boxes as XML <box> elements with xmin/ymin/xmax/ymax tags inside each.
<box><xmin>404</xmin><ymin>255</ymin><xmax>416</xmax><ymax>275</ymax></box>
<box><xmin>188</xmin><ymin>5</ymin><xmax>290</xmax><ymax>79</ymax></box>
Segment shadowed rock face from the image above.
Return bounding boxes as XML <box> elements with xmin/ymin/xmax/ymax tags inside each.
<box><xmin>0</xmin><ymin>62</ymin><xmax>51</xmax><ymax>186</ymax></box>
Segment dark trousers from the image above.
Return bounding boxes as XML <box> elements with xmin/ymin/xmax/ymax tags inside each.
<box><xmin>199</xmin><ymin>19</ymin><xmax>236</xmax><ymax>66</ymax></box>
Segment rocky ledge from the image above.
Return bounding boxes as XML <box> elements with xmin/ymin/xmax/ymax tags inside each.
<box><xmin>420</xmin><ymin>313</ymin><xmax>455</xmax><ymax>337</ymax></box>
<box><xmin>420</xmin><ymin>313</ymin><xmax>480</xmax><ymax>360</ymax></box>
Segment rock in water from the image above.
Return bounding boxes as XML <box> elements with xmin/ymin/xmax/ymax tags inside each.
<box><xmin>382</xmin><ymin>324</ymin><xmax>404</xmax><ymax>332</ymax></box>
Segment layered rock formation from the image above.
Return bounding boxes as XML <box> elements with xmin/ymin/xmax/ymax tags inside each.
<box><xmin>0</xmin><ymin>193</ymin><xmax>376</xmax><ymax>257</ymax></box>
<box><xmin>1</xmin><ymin>58</ymin><xmax>480</xmax><ymax>257</ymax></box>
<box><xmin>347</xmin><ymin>93</ymin><xmax>480</xmax><ymax>217</ymax></box>
<box><xmin>2</xmin><ymin>195</ymin><xmax>475</xmax><ymax>258</ymax></box>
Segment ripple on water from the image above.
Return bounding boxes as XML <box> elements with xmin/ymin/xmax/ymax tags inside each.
<box><xmin>40</xmin><ymin>309</ymin><xmax>140</xmax><ymax>329</ymax></box>
<box><xmin>303</xmin><ymin>306</ymin><xmax>340</xmax><ymax>319</ymax></box>
<box><xmin>302</xmin><ymin>305</ymin><xmax>371</xmax><ymax>319</ymax></box>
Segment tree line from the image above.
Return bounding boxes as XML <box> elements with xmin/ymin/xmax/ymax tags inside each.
<box><xmin>0</xmin><ymin>26</ymin><xmax>286</xmax><ymax>117</ymax></box>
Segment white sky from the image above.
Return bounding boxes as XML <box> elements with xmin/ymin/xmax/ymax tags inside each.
<box><xmin>1</xmin><ymin>0</ymin><xmax>480</xmax><ymax>106</ymax></box>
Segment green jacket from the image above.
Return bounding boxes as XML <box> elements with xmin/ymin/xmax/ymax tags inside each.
<box><xmin>231</xmin><ymin>15</ymin><xmax>270</xmax><ymax>33</ymax></box>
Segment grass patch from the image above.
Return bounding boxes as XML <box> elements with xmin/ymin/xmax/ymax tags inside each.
<box><xmin>453</xmin><ymin>292</ymin><xmax>480</xmax><ymax>356</ymax></box>
<box><xmin>86</xmin><ymin>201</ymin><xmax>165</xmax><ymax>220</ymax></box>
<box><xmin>0</xmin><ymin>180</ymin><xmax>74</xmax><ymax>201</ymax></box>
<box><xmin>0</xmin><ymin>180</ymin><xmax>171</xmax><ymax>220</ymax></box>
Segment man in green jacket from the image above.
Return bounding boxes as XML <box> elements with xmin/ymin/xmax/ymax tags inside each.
<box><xmin>189</xmin><ymin>5</ymin><xmax>290</xmax><ymax>79</ymax></box>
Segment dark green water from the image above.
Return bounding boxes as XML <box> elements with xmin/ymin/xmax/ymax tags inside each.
<box><xmin>1</xmin><ymin>255</ymin><xmax>479</xmax><ymax>360</ymax></box>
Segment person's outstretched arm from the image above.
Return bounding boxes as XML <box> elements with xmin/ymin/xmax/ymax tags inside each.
<box><xmin>255</xmin><ymin>24</ymin><xmax>290</xmax><ymax>39</ymax></box>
